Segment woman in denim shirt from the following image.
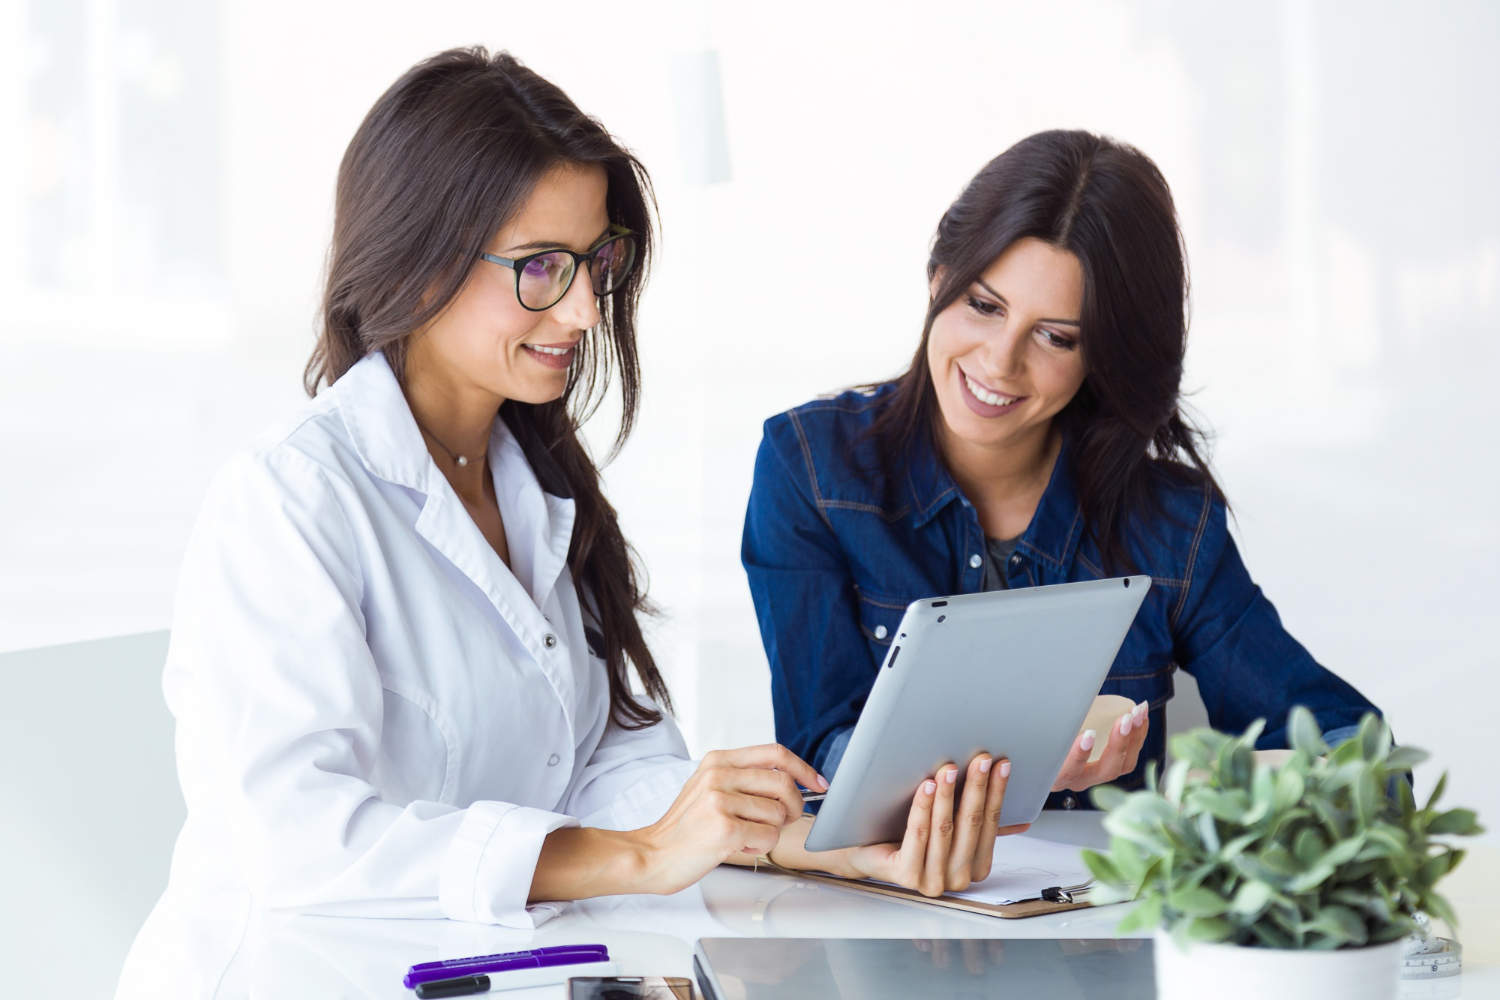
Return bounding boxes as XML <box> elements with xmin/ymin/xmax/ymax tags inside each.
<box><xmin>743</xmin><ymin>130</ymin><xmax>1381</xmax><ymax>810</ymax></box>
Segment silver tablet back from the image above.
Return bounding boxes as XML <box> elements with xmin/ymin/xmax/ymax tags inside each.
<box><xmin>804</xmin><ymin>576</ymin><xmax>1150</xmax><ymax>852</ymax></box>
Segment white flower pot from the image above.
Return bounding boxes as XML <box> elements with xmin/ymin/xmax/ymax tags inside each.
<box><xmin>1153</xmin><ymin>928</ymin><xmax>1406</xmax><ymax>1000</ymax></box>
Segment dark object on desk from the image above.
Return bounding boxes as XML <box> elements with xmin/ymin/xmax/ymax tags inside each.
<box><xmin>694</xmin><ymin>937</ymin><xmax>1155</xmax><ymax>999</ymax></box>
<box><xmin>415</xmin><ymin>974</ymin><xmax>490</xmax><ymax>999</ymax></box>
<box><xmin>569</xmin><ymin>975</ymin><xmax>693</xmax><ymax>999</ymax></box>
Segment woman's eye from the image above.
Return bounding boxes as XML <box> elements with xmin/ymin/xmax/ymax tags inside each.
<box><xmin>1039</xmin><ymin>328</ymin><xmax>1079</xmax><ymax>351</ymax></box>
<box><xmin>522</xmin><ymin>258</ymin><xmax>552</xmax><ymax>278</ymax></box>
<box><xmin>967</xmin><ymin>295</ymin><xmax>1002</xmax><ymax>317</ymax></box>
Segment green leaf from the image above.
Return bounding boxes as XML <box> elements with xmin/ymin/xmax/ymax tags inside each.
<box><xmin>1288</xmin><ymin>706</ymin><xmax>1328</xmax><ymax>756</ymax></box>
<box><xmin>1301</xmin><ymin>904</ymin><xmax>1369</xmax><ymax>947</ymax></box>
<box><xmin>1425</xmin><ymin>772</ymin><xmax>1449</xmax><ymax>811</ymax></box>
<box><xmin>1244</xmin><ymin>764</ymin><xmax>1275</xmax><ymax>824</ymax></box>
<box><xmin>1081</xmin><ymin>849</ymin><xmax>1125</xmax><ymax>891</ymax></box>
<box><xmin>1423</xmin><ymin>891</ymin><xmax>1460</xmax><ymax>929</ymax></box>
<box><xmin>1319</xmin><ymin>833</ymin><xmax>1366</xmax><ymax>868</ymax></box>
<box><xmin>1221</xmin><ymin>831</ymin><xmax>1259</xmax><ymax>861</ymax></box>
<box><xmin>1090</xmin><ymin>783</ymin><xmax>1130</xmax><ymax>812</ymax></box>
<box><xmin>1285</xmin><ymin>861</ymin><xmax>1336</xmax><ymax>893</ymax></box>
<box><xmin>1358</xmin><ymin>713</ymin><xmax>1391</xmax><ymax>762</ymax></box>
<box><xmin>1385</xmin><ymin>746</ymin><xmax>1429</xmax><ymax>771</ymax></box>
<box><xmin>1163</xmin><ymin>759</ymin><xmax>1190</xmax><ymax>805</ymax></box>
<box><xmin>1169</xmin><ymin>886</ymin><xmax>1231</xmax><ymax>918</ymax></box>
<box><xmin>1169</xmin><ymin>730</ymin><xmax>1223</xmax><ymax>772</ymax></box>
<box><xmin>1230</xmin><ymin>879</ymin><xmax>1274</xmax><ymax>917</ymax></box>
<box><xmin>1351</xmin><ymin>766</ymin><xmax>1381</xmax><ymax>826</ymax></box>
<box><xmin>1272</xmin><ymin>766</ymin><xmax>1306</xmax><ymax>813</ymax></box>
<box><xmin>1116</xmin><ymin>894</ymin><xmax>1164</xmax><ymax>934</ymax></box>
<box><xmin>1428</xmin><ymin>809</ymin><xmax>1482</xmax><ymax>836</ymax></box>
<box><xmin>1293</xmin><ymin>827</ymin><xmax>1329</xmax><ymax>866</ymax></box>
<box><xmin>1196</xmin><ymin>811</ymin><xmax>1221</xmax><ymax>854</ymax></box>
<box><xmin>1249</xmin><ymin>921</ymin><xmax>1295</xmax><ymax>948</ymax></box>
<box><xmin>1183</xmin><ymin>916</ymin><xmax>1235</xmax><ymax>943</ymax></box>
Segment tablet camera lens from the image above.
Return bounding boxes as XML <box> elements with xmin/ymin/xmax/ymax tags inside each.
<box><xmin>1123</xmin><ymin>578</ymin><xmax>1130</xmax><ymax>588</ymax></box>
<box><xmin>937</xmin><ymin>615</ymin><xmax>946</xmax><ymax>623</ymax></box>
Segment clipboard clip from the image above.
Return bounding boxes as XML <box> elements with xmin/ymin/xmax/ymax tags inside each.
<box><xmin>1038</xmin><ymin>881</ymin><xmax>1093</xmax><ymax>905</ymax></box>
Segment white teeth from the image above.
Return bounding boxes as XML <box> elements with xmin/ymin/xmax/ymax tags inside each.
<box><xmin>964</xmin><ymin>372</ymin><xmax>1018</xmax><ymax>407</ymax></box>
<box><xmin>527</xmin><ymin>345</ymin><xmax>571</xmax><ymax>356</ymax></box>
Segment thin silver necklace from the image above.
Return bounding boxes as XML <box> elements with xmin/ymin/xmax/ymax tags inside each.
<box><xmin>414</xmin><ymin>418</ymin><xmax>479</xmax><ymax>469</ymax></box>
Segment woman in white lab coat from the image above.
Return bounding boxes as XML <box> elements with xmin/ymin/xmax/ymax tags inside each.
<box><xmin>120</xmin><ymin>46</ymin><xmax>1020</xmax><ymax>994</ymax></box>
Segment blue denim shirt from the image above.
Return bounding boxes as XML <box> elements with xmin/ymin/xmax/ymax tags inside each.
<box><xmin>741</xmin><ymin>385</ymin><xmax>1379</xmax><ymax>808</ymax></box>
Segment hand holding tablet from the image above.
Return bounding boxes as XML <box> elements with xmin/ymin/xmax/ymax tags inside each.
<box><xmin>803</xmin><ymin>577</ymin><xmax>1151</xmax><ymax>853</ymax></box>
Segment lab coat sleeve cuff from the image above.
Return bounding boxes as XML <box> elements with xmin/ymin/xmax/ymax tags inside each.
<box><xmin>439</xmin><ymin>800</ymin><xmax>579</xmax><ymax>927</ymax></box>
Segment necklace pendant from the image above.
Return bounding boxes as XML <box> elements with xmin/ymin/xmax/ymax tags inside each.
<box><xmin>456</xmin><ymin>455</ymin><xmax>469</xmax><ymax>468</ymax></box>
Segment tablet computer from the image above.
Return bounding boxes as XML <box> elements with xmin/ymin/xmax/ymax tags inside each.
<box><xmin>803</xmin><ymin>576</ymin><xmax>1150</xmax><ymax>852</ymax></box>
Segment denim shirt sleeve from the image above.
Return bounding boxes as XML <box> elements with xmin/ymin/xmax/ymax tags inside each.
<box><xmin>742</xmin><ymin>418</ymin><xmax>875</xmax><ymax>772</ymax></box>
<box><xmin>1171</xmin><ymin>493</ymin><xmax>1381</xmax><ymax>749</ymax></box>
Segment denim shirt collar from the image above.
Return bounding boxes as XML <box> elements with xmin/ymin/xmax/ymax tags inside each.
<box><xmin>905</xmin><ymin>426</ymin><xmax>1087</xmax><ymax>574</ymax></box>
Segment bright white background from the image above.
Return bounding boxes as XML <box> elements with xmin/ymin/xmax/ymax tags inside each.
<box><xmin>3</xmin><ymin>0</ymin><xmax>1498</xmax><ymax>935</ymax></box>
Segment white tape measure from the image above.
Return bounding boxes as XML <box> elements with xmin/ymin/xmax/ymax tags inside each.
<box><xmin>1401</xmin><ymin>936</ymin><xmax>1461</xmax><ymax>979</ymax></box>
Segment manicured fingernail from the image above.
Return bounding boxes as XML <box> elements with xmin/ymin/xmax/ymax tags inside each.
<box><xmin>1080</xmin><ymin>730</ymin><xmax>1096</xmax><ymax>752</ymax></box>
<box><xmin>923</xmin><ymin>780</ymin><xmax>936</xmax><ymax>795</ymax></box>
<box><xmin>978</xmin><ymin>756</ymin><xmax>993</xmax><ymax>774</ymax></box>
<box><xmin>1120</xmin><ymin>714</ymin><xmax>1133</xmax><ymax>736</ymax></box>
<box><xmin>944</xmin><ymin>767</ymin><xmax>958</xmax><ymax>784</ymax></box>
<box><xmin>1133</xmin><ymin>701</ymin><xmax>1148</xmax><ymax>720</ymax></box>
<box><xmin>818</xmin><ymin>773</ymin><xmax>830</xmax><ymax>791</ymax></box>
<box><xmin>998</xmin><ymin>759</ymin><xmax>1011</xmax><ymax>778</ymax></box>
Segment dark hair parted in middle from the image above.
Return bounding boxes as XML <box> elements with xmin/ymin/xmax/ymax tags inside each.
<box><xmin>866</xmin><ymin>129</ymin><xmax>1223</xmax><ymax>571</ymax></box>
<box><xmin>305</xmin><ymin>46</ymin><xmax>669</xmax><ymax>728</ymax></box>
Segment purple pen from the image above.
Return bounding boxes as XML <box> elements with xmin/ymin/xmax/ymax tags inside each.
<box><xmin>404</xmin><ymin>944</ymin><xmax>610</xmax><ymax>988</ymax></box>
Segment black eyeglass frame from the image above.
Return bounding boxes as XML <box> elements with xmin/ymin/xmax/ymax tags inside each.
<box><xmin>478</xmin><ymin>226</ymin><xmax>638</xmax><ymax>312</ymax></box>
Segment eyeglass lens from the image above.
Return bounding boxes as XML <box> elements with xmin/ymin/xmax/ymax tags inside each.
<box><xmin>515</xmin><ymin>233</ymin><xmax>637</xmax><ymax>310</ymax></box>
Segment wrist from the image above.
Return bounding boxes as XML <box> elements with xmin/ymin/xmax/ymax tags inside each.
<box><xmin>605</xmin><ymin>826</ymin><xmax>657</xmax><ymax>895</ymax></box>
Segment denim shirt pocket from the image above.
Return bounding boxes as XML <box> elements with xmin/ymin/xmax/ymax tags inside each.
<box><xmin>854</xmin><ymin>588</ymin><xmax>909</xmax><ymax>662</ymax></box>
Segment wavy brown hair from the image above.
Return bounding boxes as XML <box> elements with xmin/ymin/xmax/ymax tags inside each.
<box><xmin>867</xmin><ymin>129</ymin><xmax>1223</xmax><ymax>571</ymax></box>
<box><xmin>305</xmin><ymin>46</ymin><xmax>669</xmax><ymax>728</ymax></box>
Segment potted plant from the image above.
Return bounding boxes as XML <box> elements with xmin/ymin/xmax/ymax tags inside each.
<box><xmin>1081</xmin><ymin>708</ymin><xmax>1481</xmax><ymax>1000</ymax></box>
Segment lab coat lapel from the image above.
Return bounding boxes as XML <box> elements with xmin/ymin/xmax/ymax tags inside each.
<box><xmin>335</xmin><ymin>353</ymin><xmax>575</xmax><ymax>671</ymax></box>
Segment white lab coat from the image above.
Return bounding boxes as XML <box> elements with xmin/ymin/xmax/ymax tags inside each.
<box><xmin>119</xmin><ymin>353</ymin><xmax>695</xmax><ymax>995</ymax></box>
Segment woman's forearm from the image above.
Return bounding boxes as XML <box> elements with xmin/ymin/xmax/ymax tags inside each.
<box><xmin>528</xmin><ymin>826</ymin><xmax>651</xmax><ymax>903</ymax></box>
<box><xmin>754</xmin><ymin>814</ymin><xmax>863</xmax><ymax>879</ymax></box>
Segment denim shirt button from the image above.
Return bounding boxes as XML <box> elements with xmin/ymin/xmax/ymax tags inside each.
<box><xmin>1062</xmin><ymin>794</ymin><xmax>1077</xmax><ymax>810</ymax></box>
<box><xmin>1009</xmin><ymin>553</ymin><xmax>1023</xmax><ymax>567</ymax></box>
<box><xmin>968</xmin><ymin>553</ymin><xmax>983</xmax><ymax>569</ymax></box>
<box><xmin>874</xmin><ymin>625</ymin><xmax>888</xmax><ymax>640</ymax></box>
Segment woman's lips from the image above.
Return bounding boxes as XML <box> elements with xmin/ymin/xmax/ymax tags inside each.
<box><xmin>958</xmin><ymin>368</ymin><xmax>1024</xmax><ymax>417</ymax></box>
<box><xmin>522</xmin><ymin>343</ymin><xmax>576</xmax><ymax>370</ymax></box>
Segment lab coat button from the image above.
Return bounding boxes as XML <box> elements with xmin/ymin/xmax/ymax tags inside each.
<box><xmin>1009</xmin><ymin>553</ymin><xmax>1023</xmax><ymax>567</ymax></box>
<box><xmin>1062</xmin><ymin>794</ymin><xmax>1077</xmax><ymax>810</ymax></box>
<box><xmin>874</xmin><ymin>625</ymin><xmax>888</xmax><ymax>640</ymax></box>
<box><xmin>968</xmin><ymin>554</ymin><xmax>983</xmax><ymax>569</ymax></box>
<box><xmin>543</xmin><ymin>633</ymin><xmax>558</xmax><ymax>649</ymax></box>
<box><xmin>547</xmin><ymin>753</ymin><xmax>560</xmax><ymax>766</ymax></box>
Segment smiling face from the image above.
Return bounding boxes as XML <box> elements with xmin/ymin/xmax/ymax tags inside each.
<box><xmin>406</xmin><ymin>161</ymin><xmax>610</xmax><ymax>408</ymax></box>
<box><xmin>926</xmin><ymin>237</ymin><xmax>1088</xmax><ymax>463</ymax></box>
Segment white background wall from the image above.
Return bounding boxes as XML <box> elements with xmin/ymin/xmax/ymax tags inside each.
<box><xmin>4</xmin><ymin>0</ymin><xmax>1498</xmax><ymax>879</ymax></box>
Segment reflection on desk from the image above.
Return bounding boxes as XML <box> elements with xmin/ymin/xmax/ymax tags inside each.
<box><xmin>116</xmin><ymin>812</ymin><xmax>1499</xmax><ymax>999</ymax></box>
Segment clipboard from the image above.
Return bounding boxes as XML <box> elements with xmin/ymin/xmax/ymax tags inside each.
<box><xmin>746</xmin><ymin>859</ymin><xmax>1094</xmax><ymax>919</ymax></box>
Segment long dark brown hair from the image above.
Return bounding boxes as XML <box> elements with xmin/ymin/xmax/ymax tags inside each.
<box><xmin>867</xmin><ymin>129</ymin><xmax>1223</xmax><ymax>571</ymax></box>
<box><xmin>305</xmin><ymin>46</ymin><xmax>669</xmax><ymax>728</ymax></box>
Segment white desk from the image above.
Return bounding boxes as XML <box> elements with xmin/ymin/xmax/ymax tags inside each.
<box><xmin>151</xmin><ymin>813</ymin><xmax>1498</xmax><ymax>998</ymax></box>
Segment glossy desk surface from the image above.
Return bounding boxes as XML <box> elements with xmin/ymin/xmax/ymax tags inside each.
<box><xmin>176</xmin><ymin>813</ymin><xmax>1498</xmax><ymax>998</ymax></box>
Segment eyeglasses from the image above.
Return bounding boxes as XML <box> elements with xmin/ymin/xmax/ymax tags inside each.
<box><xmin>478</xmin><ymin>228</ymin><xmax>638</xmax><ymax>312</ymax></box>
